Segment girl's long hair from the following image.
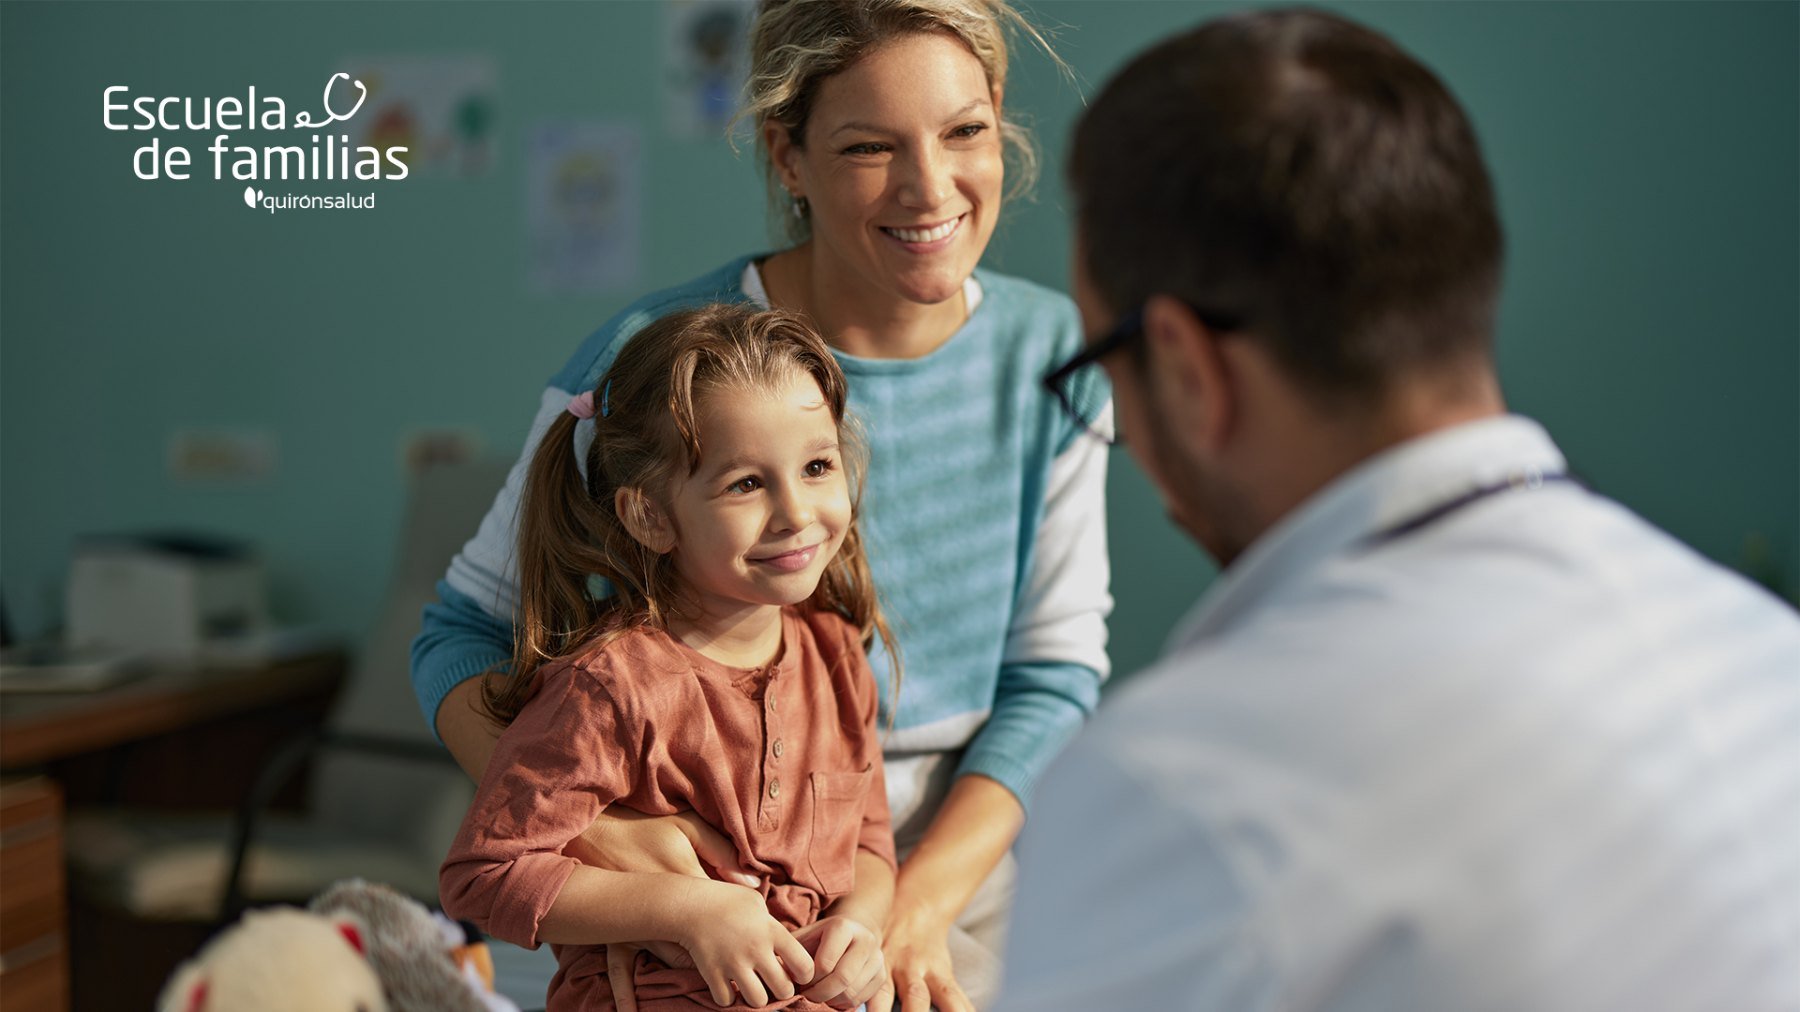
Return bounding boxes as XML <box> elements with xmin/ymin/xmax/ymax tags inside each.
<box><xmin>480</xmin><ymin>303</ymin><xmax>898</xmax><ymax>727</ymax></box>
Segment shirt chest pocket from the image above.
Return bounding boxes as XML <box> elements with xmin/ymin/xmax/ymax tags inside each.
<box><xmin>805</xmin><ymin>766</ymin><xmax>872</xmax><ymax>897</ymax></box>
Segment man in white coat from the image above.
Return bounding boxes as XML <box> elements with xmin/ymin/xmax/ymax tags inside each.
<box><xmin>1002</xmin><ymin>8</ymin><xmax>1800</xmax><ymax>1011</ymax></box>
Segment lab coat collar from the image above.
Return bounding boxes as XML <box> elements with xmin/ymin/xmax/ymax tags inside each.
<box><xmin>1165</xmin><ymin>414</ymin><xmax>1568</xmax><ymax>655</ymax></box>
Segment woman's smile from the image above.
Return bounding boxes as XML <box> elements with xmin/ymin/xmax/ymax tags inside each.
<box><xmin>880</xmin><ymin>213</ymin><xmax>965</xmax><ymax>250</ymax></box>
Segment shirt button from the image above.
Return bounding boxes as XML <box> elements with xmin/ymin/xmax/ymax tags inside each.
<box><xmin>768</xmin><ymin>779</ymin><xmax>781</xmax><ymax>799</ymax></box>
<box><xmin>772</xmin><ymin>739</ymin><xmax>785</xmax><ymax>758</ymax></box>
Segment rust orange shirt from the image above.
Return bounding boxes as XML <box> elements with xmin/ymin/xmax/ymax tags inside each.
<box><xmin>440</xmin><ymin>606</ymin><xmax>895</xmax><ymax>1011</ymax></box>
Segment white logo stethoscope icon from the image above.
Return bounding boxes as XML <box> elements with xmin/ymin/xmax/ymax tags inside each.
<box><xmin>293</xmin><ymin>72</ymin><xmax>367</xmax><ymax>129</ymax></box>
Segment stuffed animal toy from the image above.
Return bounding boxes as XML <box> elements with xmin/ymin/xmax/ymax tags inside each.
<box><xmin>157</xmin><ymin>906</ymin><xmax>389</xmax><ymax>1012</ymax></box>
<box><xmin>310</xmin><ymin>879</ymin><xmax>520</xmax><ymax>1012</ymax></box>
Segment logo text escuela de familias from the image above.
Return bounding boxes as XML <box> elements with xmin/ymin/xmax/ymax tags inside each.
<box><xmin>104</xmin><ymin>73</ymin><xmax>406</xmax><ymax>214</ymax></box>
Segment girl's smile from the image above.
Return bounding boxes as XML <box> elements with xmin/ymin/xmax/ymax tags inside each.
<box><xmin>749</xmin><ymin>543</ymin><xmax>820</xmax><ymax>571</ymax></box>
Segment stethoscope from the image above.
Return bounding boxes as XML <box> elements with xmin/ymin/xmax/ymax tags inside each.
<box><xmin>1362</xmin><ymin>467</ymin><xmax>1582</xmax><ymax>548</ymax></box>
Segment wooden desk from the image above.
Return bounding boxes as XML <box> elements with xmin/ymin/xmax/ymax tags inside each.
<box><xmin>0</xmin><ymin>651</ymin><xmax>346</xmax><ymax>1012</ymax></box>
<box><xmin>1</xmin><ymin>651</ymin><xmax>346</xmax><ymax>770</ymax></box>
<box><xmin>1</xmin><ymin>776</ymin><xmax>67</xmax><ymax>1012</ymax></box>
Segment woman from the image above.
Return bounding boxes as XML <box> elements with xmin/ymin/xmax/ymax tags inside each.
<box><xmin>412</xmin><ymin>2</ymin><xmax>1111</xmax><ymax>1008</ymax></box>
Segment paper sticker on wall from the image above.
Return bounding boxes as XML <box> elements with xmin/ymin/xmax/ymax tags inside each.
<box><xmin>527</xmin><ymin>122</ymin><xmax>641</xmax><ymax>294</ymax></box>
<box><xmin>336</xmin><ymin>55</ymin><xmax>498</xmax><ymax>177</ymax></box>
<box><xmin>663</xmin><ymin>0</ymin><xmax>755</xmax><ymax>139</ymax></box>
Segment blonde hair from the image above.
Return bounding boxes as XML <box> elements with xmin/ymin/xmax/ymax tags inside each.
<box><xmin>483</xmin><ymin>303</ymin><xmax>899</xmax><ymax>727</ymax></box>
<box><xmin>738</xmin><ymin>0</ymin><xmax>1061</xmax><ymax>242</ymax></box>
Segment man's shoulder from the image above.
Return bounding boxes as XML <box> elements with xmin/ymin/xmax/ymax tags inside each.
<box><xmin>1336</xmin><ymin>486</ymin><xmax>1799</xmax><ymax>651</ymax></box>
<box><xmin>1117</xmin><ymin>485</ymin><xmax>1800</xmax><ymax>780</ymax></box>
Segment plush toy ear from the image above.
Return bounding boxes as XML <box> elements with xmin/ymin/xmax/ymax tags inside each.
<box><xmin>336</xmin><ymin>921</ymin><xmax>366</xmax><ymax>956</ymax></box>
<box><xmin>184</xmin><ymin>978</ymin><xmax>209</xmax><ymax>1012</ymax></box>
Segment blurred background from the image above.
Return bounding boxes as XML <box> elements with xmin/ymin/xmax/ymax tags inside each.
<box><xmin>4</xmin><ymin>0</ymin><xmax>1796</xmax><ymax>681</ymax></box>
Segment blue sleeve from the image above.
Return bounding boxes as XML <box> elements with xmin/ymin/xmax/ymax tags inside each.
<box><xmin>410</xmin><ymin>580</ymin><xmax>513</xmax><ymax>739</ymax></box>
<box><xmin>951</xmin><ymin>281</ymin><xmax>1111</xmax><ymax>809</ymax></box>
<box><xmin>956</xmin><ymin>660</ymin><xmax>1103</xmax><ymax>812</ymax></box>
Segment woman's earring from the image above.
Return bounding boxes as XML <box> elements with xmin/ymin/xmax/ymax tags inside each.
<box><xmin>790</xmin><ymin>193</ymin><xmax>809</xmax><ymax>220</ymax></box>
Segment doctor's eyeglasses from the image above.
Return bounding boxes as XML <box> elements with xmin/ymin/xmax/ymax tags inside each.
<box><xmin>1041</xmin><ymin>303</ymin><xmax>1242</xmax><ymax>446</ymax></box>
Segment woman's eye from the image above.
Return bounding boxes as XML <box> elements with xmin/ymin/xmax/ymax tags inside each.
<box><xmin>842</xmin><ymin>142</ymin><xmax>887</xmax><ymax>156</ymax></box>
<box><xmin>951</xmin><ymin>123</ymin><xmax>987</xmax><ymax>140</ymax></box>
<box><xmin>804</xmin><ymin>459</ymin><xmax>835</xmax><ymax>478</ymax></box>
<box><xmin>728</xmin><ymin>476</ymin><xmax>761</xmax><ymax>495</ymax></box>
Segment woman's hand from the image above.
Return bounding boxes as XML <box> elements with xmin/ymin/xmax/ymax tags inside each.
<box><xmin>566</xmin><ymin>807</ymin><xmax>757</xmax><ymax>1011</ymax></box>
<box><xmin>872</xmin><ymin>775</ymin><xmax>1025</xmax><ymax>1012</ymax></box>
<box><xmin>873</xmin><ymin>903</ymin><xmax>970</xmax><ymax>1012</ymax></box>
<box><xmin>679</xmin><ymin>880</ymin><xmax>816</xmax><ymax>1008</ymax></box>
<box><xmin>567</xmin><ymin>807</ymin><xmax>760</xmax><ymax>887</ymax></box>
<box><xmin>793</xmin><ymin>916</ymin><xmax>891</xmax><ymax>1010</ymax></box>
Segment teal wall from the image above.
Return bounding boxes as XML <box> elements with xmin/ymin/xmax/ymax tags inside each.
<box><xmin>3</xmin><ymin>2</ymin><xmax>1795</xmax><ymax>682</ymax></box>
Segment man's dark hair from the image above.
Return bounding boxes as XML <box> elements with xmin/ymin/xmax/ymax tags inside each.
<box><xmin>1070</xmin><ymin>7</ymin><xmax>1504</xmax><ymax>401</ymax></box>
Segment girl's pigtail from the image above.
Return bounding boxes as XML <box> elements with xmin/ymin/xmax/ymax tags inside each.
<box><xmin>481</xmin><ymin>410</ymin><xmax>614</xmax><ymax>727</ymax></box>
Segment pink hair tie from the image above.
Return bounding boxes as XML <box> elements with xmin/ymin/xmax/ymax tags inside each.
<box><xmin>566</xmin><ymin>390</ymin><xmax>597</xmax><ymax>419</ymax></box>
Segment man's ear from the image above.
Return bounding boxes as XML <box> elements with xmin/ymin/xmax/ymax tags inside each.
<box><xmin>615</xmin><ymin>487</ymin><xmax>676</xmax><ymax>554</ymax></box>
<box><xmin>763</xmin><ymin>120</ymin><xmax>803</xmax><ymax>198</ymax></box>
<box><xmin>1142</xmin><ymin>294</ymin><xmax>1235</xmax><ymax>454</ymax></box>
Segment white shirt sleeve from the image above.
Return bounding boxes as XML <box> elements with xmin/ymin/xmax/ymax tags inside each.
<box><xmin>1003</xmin><ymin>401</ymin><xmax>1114</xmax><ymax>680</ymax></box>
<box><xmin>444</xmin><ymin>386</ymin><xmax>583</xmax><ymax>619</ymax></box>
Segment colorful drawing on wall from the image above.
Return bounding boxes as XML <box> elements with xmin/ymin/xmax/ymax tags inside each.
<box><xmin>527</xmin><ymin>122</ymin><xmax>641</xmax><ymax>294</ymax></box>
<box><xmin>663</xmin><ymin>0</ymin><xmax>754</xmax><ymax>139</ymax></box>
<box><xmin>336</xmin><ymin>55</ymin><xmax>498</xmax><ymax>177</ymax></box>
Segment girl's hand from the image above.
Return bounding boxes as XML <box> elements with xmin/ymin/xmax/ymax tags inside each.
<box><xmin>793</xmin><ymin>916</ymin><xmax>890</xmax><ymax>1010</ymax></box>
<box><xmin>680</xmin><ymin>880</ymin><xmax>816</xmax><ymax>1008</ymax></box>
<box><xmin>568</xmin><ymin>807</ymin><xmax>760</xmax><ymax>887</ymax></box>
<box><xmin>873</xmin><ymin>905</ymin><xmax>970</xmax><ymax>1012</ymax></box>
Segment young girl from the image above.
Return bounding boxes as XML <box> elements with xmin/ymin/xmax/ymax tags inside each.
<box><xmin>440</xmin><ymin>304</ymin><xmax>899</xmax><ymax>1012</ymax></box>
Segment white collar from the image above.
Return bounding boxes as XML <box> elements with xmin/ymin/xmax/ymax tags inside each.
<box><xmin>1167</xmin><ymin>414</ymin><xmax>1570</xmax><ymax>653</ymax></box>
